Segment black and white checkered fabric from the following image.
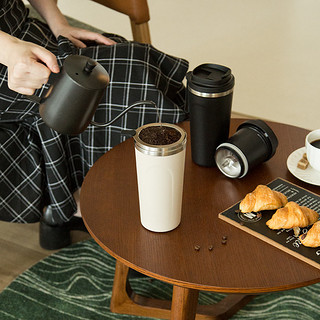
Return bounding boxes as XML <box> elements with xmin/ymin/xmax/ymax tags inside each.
<box><xmin>0</xmin><ymin>0</ymin><xmax>189</xmax><ymax>223</ymax></box>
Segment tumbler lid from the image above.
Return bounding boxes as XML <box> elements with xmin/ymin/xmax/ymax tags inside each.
<box><xmin>236</xmin><ymin>119</ymin><xmax>278</xmax><ymax>160</ymax></box>
<box><xmin>187</xmin><ymin>63</ymin><xmax>235</xmax><ymax>94</ymax></box>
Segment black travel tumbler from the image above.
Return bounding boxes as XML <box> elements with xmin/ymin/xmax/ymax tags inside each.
<box><xmin>186</xmin><ymin>64</ymin><xmax>235</xmax><ymax>167</ymax></box>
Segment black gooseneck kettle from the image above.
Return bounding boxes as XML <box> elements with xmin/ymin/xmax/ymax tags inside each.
<box><xmin>27</xmin><ymin>54</ymin><xmax>156</xmax><ymax>135</ymax></box>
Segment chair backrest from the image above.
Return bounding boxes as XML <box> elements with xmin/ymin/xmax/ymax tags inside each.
<box><xmin>90</xmin><ymin>0</ymin><xmax>151</xmax><ymax>44</ymax></box>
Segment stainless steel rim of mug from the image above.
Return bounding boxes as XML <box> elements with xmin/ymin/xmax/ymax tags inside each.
<box><xmin>134</xmin><ymin>123</ymin><xmax>187</xmax><ymax>156</ymax></box>
<box><xmin>188</xmin><ymin>86</ymin><xmax>234</xmax><ymax>98</ymax></box>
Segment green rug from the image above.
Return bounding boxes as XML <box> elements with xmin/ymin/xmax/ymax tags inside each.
<box><xmin>0</xmin><ymin>239</ymin><xmax>319</xmax><ymax>320</ymax></box>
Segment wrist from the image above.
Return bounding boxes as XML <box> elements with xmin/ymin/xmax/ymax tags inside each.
<box><xmin>28</xmin><ymin>0</ymin><xmax>70</xmax><ymax>38</ymax></box>
<box><xmin>49</xmin><ymin>18</ymin><xmax>69</xmax><ymax>38</ymax></box>
<box><xmin>0</xmin><ymin>32</ymin><xmax>20</xmax><ymax>66</ymax></box>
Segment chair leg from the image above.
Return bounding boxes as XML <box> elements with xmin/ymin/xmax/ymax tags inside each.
<box><xmin>130</xmin><ymin>20</ymin><xmax>151</xmax><ymax>43</ymax></box>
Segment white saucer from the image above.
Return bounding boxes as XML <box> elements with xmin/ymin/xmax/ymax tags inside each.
<box><xmin>287</xmin><ymin>147</ymin><xmax>320</xmax><ymax>186</ymax></box>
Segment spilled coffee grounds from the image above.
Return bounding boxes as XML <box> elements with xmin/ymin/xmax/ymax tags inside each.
<box><xmin>139</xmin><ymin>126</ymin><xmax>181</xmax><ymax>145</ymax></box>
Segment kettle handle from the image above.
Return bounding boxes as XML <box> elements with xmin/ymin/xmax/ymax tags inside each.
<box><xmin>26</xmin><ymin>94</ymin><xmax>43</xmax><ymax>104</ymax></box>
<box><xmin>90</xmin><ymin>100</ymin><xmax>158</xmax><ymax>128</ymax></box>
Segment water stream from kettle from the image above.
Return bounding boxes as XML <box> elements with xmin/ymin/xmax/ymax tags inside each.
<box><xmin>154</xmin><ymin>104</ymin><xmax>162</xmax><ymax>127</ymax></box>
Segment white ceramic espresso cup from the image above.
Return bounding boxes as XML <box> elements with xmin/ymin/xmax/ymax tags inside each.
<box><xmin>306</xmin><ymin>129</ymin><xmax>320</xmax><ymax>172</ymax></box>
<box><xmin>134</xmin><ymin>123</ymin><xmax>187</xmax><ymax>232</ymax></box>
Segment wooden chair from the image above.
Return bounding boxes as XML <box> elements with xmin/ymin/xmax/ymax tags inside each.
<box><xmin>90</xmin><ymin>0</ymin><xmax>151</xmax><ymax>44</ymax></box>
<box><xmin>55</xmin><ymin>0</ymin><xmax>151</xmax><ymax>44</ymax></box>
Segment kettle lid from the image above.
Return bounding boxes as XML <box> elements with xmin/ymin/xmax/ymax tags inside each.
<box><xmin>63</xmin><ymin>55</ymin><xmax>109</xmax><ymax>90</ymax></box>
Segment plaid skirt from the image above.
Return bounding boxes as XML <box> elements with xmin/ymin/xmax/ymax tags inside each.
<box><xmin>0</xmin><ymin>17</ymin><xmax>189</xmax><ymax>223</ymax></box>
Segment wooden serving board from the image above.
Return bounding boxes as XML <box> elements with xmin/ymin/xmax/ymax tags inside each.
<box><xmin>219</xmin><ymin>178</ymin><xmax>320</xmax><ymax>270</ymax></box>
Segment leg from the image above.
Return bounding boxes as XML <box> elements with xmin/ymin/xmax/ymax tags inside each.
<box><xmin>110</xmin><ymin>260</ymin><xmax>171</xmax><ymax>319</ymax></box>
<box><xmin>171</xmin><ymin>286</ymin><xmax>199</xmax><ymax>320</ymax></box>
<box><xmin>110</xmin><ymin>260</ymin><xmax>256</xmax><ymax>320</ymax></box>
<box><xmin>197</xmin><ymin>294</ymin><xmax>256</xmax><ymax>319</ymax></box>
<box><xmin>39</xmin><ymin>204</ymin><xmax>88</xmax><ymax>250</ymax></box>
<box><xmin>130</xmin><ymin>21</ymin><xmax>151</xmax><ymax>43</ymax></box>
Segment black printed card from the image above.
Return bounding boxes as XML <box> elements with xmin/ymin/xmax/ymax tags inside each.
<box><xmin>219</xmin><ymin>178</ymin><xmax>320</xmax><ymax>269</ymax></box>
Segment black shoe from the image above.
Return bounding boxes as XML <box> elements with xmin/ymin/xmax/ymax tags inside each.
<box><xmin>39</xmin><ymin>215</ymin><xmax>88</xmax><ymax>250</ymax></box>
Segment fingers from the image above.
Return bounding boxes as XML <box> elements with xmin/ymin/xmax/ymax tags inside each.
<box><xmin>8</xmin><ymin>64</ymin><xmax>48</xmax><ymax>95</ymax></box>
<box><xmin>7</xmin><ymin>45</ymin><xmax>58</xmax><ymax>95</ymax></box>
<box><xmin>6</xmin><ymin>28</ymin><xmax>115</xmax><ymax>96</ymax></box>
<box><xmin>68</xmin><ymin>36</ymin><xmax>87</xmax><ymax>48</ymax></box>
<box><xmin>69</xmin><ymin>29</ymin><xmax>116</xmax><ymax>46</ymax></box>
<box><xmin>13</xmin><ymin>87</ymin><xmax>38</xmax><ymax>96</ymax></box>
<box><xmin>90</xmin><ymin>33</ymin><xmax>116</xmax><ymax>46</ymax></box>
<box><xmin>55</xmin><ymin>24</ymin><xmax>116</xmax><ymax>47</ymax></box>
<box><xmin>32</xmin><ymin>46</ymin><xmax>60</xmax><ymax>73</ymax></box>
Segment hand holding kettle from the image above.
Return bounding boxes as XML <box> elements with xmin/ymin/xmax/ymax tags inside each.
<box><xmin>1</xmin><ymin>33</ymin><xmax>157</xmax><ymax>135</ymax></box>
<box><xmin>25</xmin><ymin>54</ymin><xmax>156</xmax><ymax>135</ymax></box>
<box><xmin>0</xmin><ymin>31</ymin><xmax>60</xmax><ymax>95</ymax></box>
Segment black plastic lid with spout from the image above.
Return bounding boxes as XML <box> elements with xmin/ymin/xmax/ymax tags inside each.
<box><xmin>187</xmin><ymin>63</ymin><xmax>235</xmax><ymax>94</ymax></box>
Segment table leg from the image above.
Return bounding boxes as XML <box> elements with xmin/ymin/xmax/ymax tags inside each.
<box><xmin>110</xmin><ymin>260</ymin><xmax>171</xmax><ymax>319</ymax></box>
<box><xmin>110</xmin><ymin>260</ymin><xmax>256</xmax><ymax>320</ymax></box>
<box><xmin>171</xmin><ymin>286</ymin><xmax>199</xmax><ymax>320</ymax></box>
<box><xmin>197</xmin><ymin>294</ymin><xmax>256</xmax><ymax>319</ymax></box>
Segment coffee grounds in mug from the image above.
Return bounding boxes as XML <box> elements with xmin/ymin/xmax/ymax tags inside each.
<box><xmin>139</xmin><ymin>126</ymin><xmax>181</xmax><ymax>145</ymax></box>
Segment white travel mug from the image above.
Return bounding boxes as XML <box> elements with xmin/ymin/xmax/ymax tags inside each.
<box><xmin>133</xmin><ymin>123</ymin><xmax>187</xmax><ymax>232</ymax></box>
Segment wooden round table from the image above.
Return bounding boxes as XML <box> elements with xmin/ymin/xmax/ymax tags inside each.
<box><xmin>80</xmin><ymin>119</ymin><xmax>320</xmax><ymax>320</ymax></box>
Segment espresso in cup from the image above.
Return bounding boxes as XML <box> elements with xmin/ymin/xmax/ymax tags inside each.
<box><xmin>311</xmin><ymin>139</ymin><xmax>320</xmax><ymax>149</ymax></box>
<box><xmin>306</xmin><ymin>129</ymin><xmax>320</xmax><ymax>172</ymax></box>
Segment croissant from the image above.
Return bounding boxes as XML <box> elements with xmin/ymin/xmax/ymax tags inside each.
<box><xmin>239</xmin><ymin>185</ymin><xmax>288</xmax><ymax>213</ymax></box>
<box><xmin>299</xmin><ymin>221</ymin><xmax>320</xmax><ymax>247</ymax></box>
<box><xmin>266</xmin><ymin>202</ymin><xmax>319</xmax><ymax>230</ymax></box>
